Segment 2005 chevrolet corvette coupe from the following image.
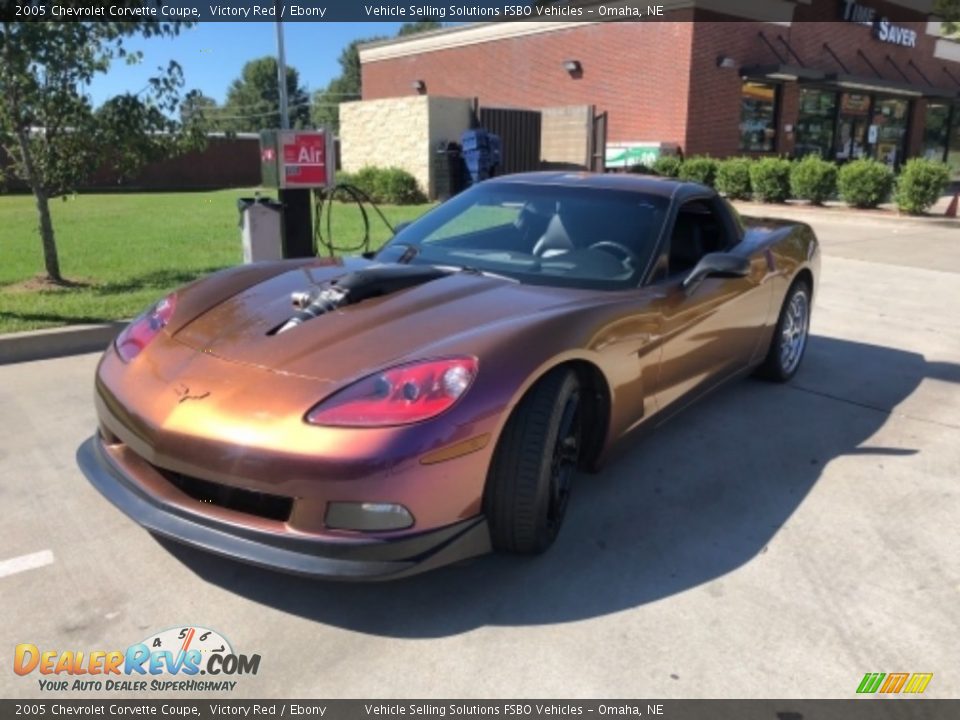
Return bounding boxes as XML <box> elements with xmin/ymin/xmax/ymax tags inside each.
<box><xmin>78</xmin><ymin>172</ymin><xmax>819</xmax><ymax>580</ymax></box>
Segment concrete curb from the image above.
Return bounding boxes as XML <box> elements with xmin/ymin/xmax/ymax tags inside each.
<box><xmin>0</xmin><ymin>322</ymin><xmax>127</xmax><ymax>365</ymax></box>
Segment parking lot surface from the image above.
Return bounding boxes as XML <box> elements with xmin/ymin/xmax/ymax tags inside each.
<box><xmin>2</xmin><ymin>214</ymin><xmax>958</xmax><ymax>699</ymax></box>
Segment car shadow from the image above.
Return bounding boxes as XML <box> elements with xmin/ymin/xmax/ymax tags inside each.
<box><xmin>160</xmin><ymin>335</ymin><xmax>959</xmax><ymax>637</ymax></box>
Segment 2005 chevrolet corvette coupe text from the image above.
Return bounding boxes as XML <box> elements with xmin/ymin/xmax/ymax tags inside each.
<box><xmin>78</xmin><ymin>172</ymin><xmax>819</xmax><ymax>580</ymax></box>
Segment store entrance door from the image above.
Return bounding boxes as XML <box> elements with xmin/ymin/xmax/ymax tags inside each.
<box><xmin>834</xmin><ymin>93</ymin><xmax>872</xmax><ymax>162</ymax></box>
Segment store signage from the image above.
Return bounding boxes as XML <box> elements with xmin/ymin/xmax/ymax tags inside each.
<box><xmin>839</xmin><ymin>1</ymin><xmax>918</xmax><ymax>48</ymax></box>
<box><xmin>281</xmin><ymin>132</ymin><xmax>332</xmax><ymax>187</ymax></box>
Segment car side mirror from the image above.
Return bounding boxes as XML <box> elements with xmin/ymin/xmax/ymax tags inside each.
<box><xmin>392</xmin><ymin>222</ymin><xmax>411</xmax><ymax>235</ymax></box>
<box><xmin>681</xmin><ymin>252</ymin><xmax>751</xmax><ymax>292</ymax></box>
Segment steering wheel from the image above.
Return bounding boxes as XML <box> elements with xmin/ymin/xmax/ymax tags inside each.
<box><xmin>588</xmin><ymin>240</ymin><xmax>640</xmax><ymax>269</ymax></box>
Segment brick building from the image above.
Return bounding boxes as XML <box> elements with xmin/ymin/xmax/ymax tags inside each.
<box><xmin>358</xmin><ymin>0</ymin><xmax>960</xmax><ymax>175</ymax></box>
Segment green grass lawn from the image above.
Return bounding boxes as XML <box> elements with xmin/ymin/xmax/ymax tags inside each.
<box><xmin>0</xmin><ymin>189</ymin><xmax>435</xmax><ymax>333</ymax></box>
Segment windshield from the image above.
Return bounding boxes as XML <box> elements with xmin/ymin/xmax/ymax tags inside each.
<box><xmin>376</xmin><ymin>182</ymin><xmax>669</xmax><ymax>290</ymax></box>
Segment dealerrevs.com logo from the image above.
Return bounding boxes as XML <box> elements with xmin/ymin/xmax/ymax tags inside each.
<box><xmin>14</xmin><ymin>626</ymin><xmax>261</xmax><ymax>693</ymax></box>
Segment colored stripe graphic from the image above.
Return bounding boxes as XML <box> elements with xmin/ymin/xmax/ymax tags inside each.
<box><xmin>857</xmin><ymin>672</ymin><xmax>933</xmax><ymax>694</ymax></box>
<box><xmin>880</xmin><ymin>673</ymin><xmax>909</xmax><ymax>693</ymax></box>
<box><xmin>903</xmin><ymin>673</ymin><xmax>934</xmax><ymax>694</ymax></box>
<box><xmin>857</xmin><ymin>673</ymin><xmax>886</xmax><ymax>694</ymax></box>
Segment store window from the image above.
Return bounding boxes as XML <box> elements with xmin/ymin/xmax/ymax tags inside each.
<box><xmin>922</xmin><ymin>102</ymin><xmax>952</xmax><ymax>162</ymax></box>
<box><xmin>739</xmin><ymin>81</ymin><xmax>778</xmax><ymax>153</ymax></box>
<box><xmin>795</xmin><ymin>88</ymin><xmax>837</xmax><ymax>159</ymax></box>
<box><xmin>870</xmin><ymin>97</ymin><xmax>910</xmax><ymax>169</ymax></box>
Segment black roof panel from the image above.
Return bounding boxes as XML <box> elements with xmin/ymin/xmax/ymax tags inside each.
<box><xmin>485</xmin><ymin>171</ymin><xmax>711</xmax><ymax>200</ymax></box>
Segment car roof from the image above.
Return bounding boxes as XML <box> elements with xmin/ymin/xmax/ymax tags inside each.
<box><xmin>484</xmin><ymin>171</ymin><xmax>713</xmax><ymax>201</ymax></box>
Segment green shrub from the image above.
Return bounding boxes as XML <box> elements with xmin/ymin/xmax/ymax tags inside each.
<box><xmin>652</xmin><ymin>155</ymin><xmax>682</xmax><ymax>178</ymax></box>
<box><xmin>715</xmin><ymin>157</ymin><xmax>752</xmax><ymax>199</ymax></box>
<box><xmin>749</xmin><ymin>157</ymin><xmax>792</xmax><ymax>203</ymax></box>
<box><xmin>678</xmin><ymin>156</ymin><xmax>719</xmax><ymax>187</ymax></box>
<box><xmin>373</xmin><ymin>167</ymin><xmax>427</xmax><ymax>205</ymax></box>
<box><xmin>790</xmin><ymin>155</ymin><xmax>838</xmax><ymax>205</ymax></box>
<box><xmin>837</xmin><ymin>159</ymin><xmax>894</xmax><ymax>209</ymax></box>
<box><xmin>894</xmin><ymin>158</ymin><xmax>951</xmax><ymax>214</ymax></box>
<box><xmin>337</xmin><ymin>166</ymin><xmax>425</xmax><ymax>205</ymax></box>
<box><xmin>334</xmin><ymin>170</ymin><xmax>356</xmax><ymax>188</ymax></box>
<box><xmin>627</xmin><ymin>163</ymin><xmax>659</xmax><ymax>175</ymax></box>
<box><xmin>342</xmin><ymin>166</ymin><xmax>381</xmax><ymax>198</ymax></box>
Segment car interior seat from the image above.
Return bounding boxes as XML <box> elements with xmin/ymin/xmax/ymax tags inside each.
<box><xmin>532</xmin><ymin>206</ymin><xmax>576</xmax><ymax>258</ymax></box>
<box><xmin>670</xmin><ymin>214</ymin><xmax>705</xmax><ymax>275</ymax></box>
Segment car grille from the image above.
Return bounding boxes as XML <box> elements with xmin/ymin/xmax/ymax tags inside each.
<box><xmin>156</xmin><ymin>467</ymin><xmax>293</xmax><ymax>522</ymax></box>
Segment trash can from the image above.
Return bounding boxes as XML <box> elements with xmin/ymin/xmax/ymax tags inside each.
<box><xmin>434</xmin><ymin>141</ymin><xmax>465</xmax><ymax>200</ymax></box>
<box><xmin>237</xmin><ymin>196</ymin><xmax>283</xmax><ymax>264</ymax></box>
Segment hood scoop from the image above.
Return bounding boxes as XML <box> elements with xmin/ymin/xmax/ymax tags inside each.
<box><xmin>271</xmin><ymin>264</ymin><xmax>450</xmax><ymax>335</ymax></box>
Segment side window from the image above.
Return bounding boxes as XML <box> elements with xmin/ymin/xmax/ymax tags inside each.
<box><xmin>667</xmin><ymin>200</ymin><xmax>729</xmax><ymax>277</ymax></box>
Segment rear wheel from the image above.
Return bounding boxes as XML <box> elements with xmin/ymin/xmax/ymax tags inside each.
<box><xmin>484</xmin><ymin>369</ymin><xmax>582</xmax><ymax>554</ymax></box>
<box><xmin>757</xmin><ymin>278</ymin><xmax>811</xmax><ymax>382</ymax></box>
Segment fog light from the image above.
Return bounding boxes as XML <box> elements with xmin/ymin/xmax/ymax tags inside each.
<box><xmin>325</xmin><ymin>502</ymin><xmax>414</xmax><ymax>531</ymax></box>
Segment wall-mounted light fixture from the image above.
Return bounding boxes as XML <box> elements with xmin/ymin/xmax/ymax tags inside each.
<box><xmin>562</xmin><ymin>59</ymin><xmax>582</xmax><ymax>75</ymax></box>
<box><xmin>716</xmin><ymin>55</ymin><xmax>737</xmax><ymax>69</ymax></box>
<box><xmin>412</xmin><ymin>79</ymin><xmax>426</xmax><ymax>93</ymax></box>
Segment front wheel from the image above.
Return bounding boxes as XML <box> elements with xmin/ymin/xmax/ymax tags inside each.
<box><xmin>756</xmin><ymin>278</ymin><xmax>811</xmax><ymax>382</ymax></box>
<box><xmin>484</xmin><ymin>369</ymin><xmax>582</xmax><ymax>554</ymax></box>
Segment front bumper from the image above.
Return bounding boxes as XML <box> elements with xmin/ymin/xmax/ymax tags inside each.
<box><xmin>77</xmin><ymin>436</ymin><xmax>491</xmax><ymax>580</ymax></box>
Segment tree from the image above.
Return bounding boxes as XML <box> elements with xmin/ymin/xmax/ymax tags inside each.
<box><xmin>312</xmin><ymin>22</ymin><xmax>443</xmax><ymax>134</ymax></box>
<box><xmin>179</xmin><ymin>93</ymin><xmax>221</xmax><ymax>127</ymax></box>
<box><xmin>936</xmin><ymin>0</ymin><xmax>960</xmax><ymax>35</ymax></box>
<box><xmin>311</xmin><ymin>39</ymin><xmax>373</xmax><ymax>133</ymax></box>
<box><xmin>0</xmin><ymin>20</ymin><xmax>205</xmax><ymax>284</ymax></box>
<box><xmin>219</xmin><ymin>56</ymin><xmax>310</xmax><ymax>133</ymax></box>
<box><xmin>398</xmin><ymin>21</ymin><xmax>444</xmax><ymax>37</ymax></box>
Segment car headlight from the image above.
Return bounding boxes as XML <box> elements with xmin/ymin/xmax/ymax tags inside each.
<box><xmin>114</xmin><ymin>293</ymin><xmax>177</xmax><ymax>363</ymax></box>
<box><xmin>305</xmin><ymin>356</ymin><xmax>478</xmax><ymax>427</ymax></box>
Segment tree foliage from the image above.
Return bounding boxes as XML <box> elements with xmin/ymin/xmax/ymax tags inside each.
<box><xmin>398</xmin><ymin>21</ymin><xmax>444</xmax><ymax>36</ymax></box>
<box><xmin>312</xmin><ymin>22</ymin><xmax>443</xmax><ymax>134</ymax></box>
<box><xmin>0</xmin><ymin>19</ymin><xmax>204</xmax><ymax>282</ymax></box>
<box><xmin>217</xmin><ymin>56</ymin><xmax>311</xmax><ymax>133</ymax></box>
<box><xmin>935</xmin><ymin>0</ymin><xmax>960</xmax><ymax>35</ymax></box>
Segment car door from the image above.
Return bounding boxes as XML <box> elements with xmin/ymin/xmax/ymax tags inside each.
<box><xmin>648</xmin><ymin>197</ymin><xmax>773</xmax><ymax>416</ymax></box>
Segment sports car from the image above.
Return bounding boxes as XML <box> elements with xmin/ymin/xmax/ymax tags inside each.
<box><xmin>78</xmin><ymin>172</ymin><xmax>819</xmax><ymax>580</ymax></box>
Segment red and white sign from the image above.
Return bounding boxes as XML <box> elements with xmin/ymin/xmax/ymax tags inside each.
<box><xmin>280</xmin><ymin>131</ymin><xmax>333</xmax><ymax>188</ymax></box>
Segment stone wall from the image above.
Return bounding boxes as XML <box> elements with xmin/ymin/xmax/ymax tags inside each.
<box><xmin>540</xmin><ymin>105</ymin><xmax>593</xmax><ymax>171</ymax></box>
<box><xmin>339</xmin><ymin>95</ymin><xmax>472</xmax><ymax>199</ymax></box>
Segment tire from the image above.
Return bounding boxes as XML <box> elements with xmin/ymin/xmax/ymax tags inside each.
<box><xmin>484</xmin><ymin>368</ymin><xmax>582</xmax><ymax>554</ymax></box>
<box><xmin>756</xmin><ymin>278</ymin><xmax>812</xmax><ymax>382</ymax></box>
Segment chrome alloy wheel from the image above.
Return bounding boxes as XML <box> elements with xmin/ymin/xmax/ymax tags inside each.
<box><xmin>779</xmin><ymin>288</ymin><xmax>809</xmax><ymax>375</ymax></box>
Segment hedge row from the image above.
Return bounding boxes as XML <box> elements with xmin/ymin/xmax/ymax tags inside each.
<box><xmin>635</xmin><ymin>155</ymin><xmax>951</xmax><ymax>214</ymax></box>
<box><xmin>336</xmin><ymin>166</ymin><xmax>427</xmax><ymax>205</ymax></box>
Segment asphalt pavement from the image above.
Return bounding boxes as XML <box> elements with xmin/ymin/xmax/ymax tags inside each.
<box><xmin>1</xmin><ymin>214</ymin><xmax>958</xmax><ymax>699</ymax></box>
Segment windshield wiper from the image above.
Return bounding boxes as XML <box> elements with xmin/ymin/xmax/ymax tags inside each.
<box><xmin>397</xmin><ymin>244</ymin><xmax>420</xmax><ymax>264</ymax></box>
<box><xmin>439</xmin><ymin>264</ymin><xmax>519</xmax><ymax>283</ymax></box>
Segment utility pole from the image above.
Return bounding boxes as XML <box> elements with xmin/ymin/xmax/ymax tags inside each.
<box><xmin>275</xmin><ymin>19</ymin><xmax>290</xmax><ymax>130</ymax></box>
<box><xmin>274</xmin><ymin>15</ymin><xmax>314</xmax><ymax>258</ymax></box>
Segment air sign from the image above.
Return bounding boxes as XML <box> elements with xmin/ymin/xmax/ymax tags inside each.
<box><xmin>259</xmin><ymin>130</ymin><xmax>335</xmax><ymax>189</ymax></box>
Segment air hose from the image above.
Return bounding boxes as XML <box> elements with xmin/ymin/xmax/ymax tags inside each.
<box><xmin>312</xmin><ymin>184</ymin><xmax>398</xmax><ymax>258</ymax></box>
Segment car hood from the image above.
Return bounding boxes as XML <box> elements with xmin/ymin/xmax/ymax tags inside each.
<box><xmin>173</xmin><ymin>260</ymin><xmax>596</xmax><ymax>382</ymax></box>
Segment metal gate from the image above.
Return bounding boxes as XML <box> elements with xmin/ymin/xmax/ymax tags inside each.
<box><xmin>590</xmin><ymin>111</ymin><xmax>608</xmax><ymax>172</ymax></box>
<box><xmin>478</xmin><ymin>107</ymin><xmax>542</xmax><ymax>175</ymax></box>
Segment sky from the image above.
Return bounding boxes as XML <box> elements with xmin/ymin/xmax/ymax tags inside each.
<box><xmin>85</xmin><ymin>22</ymin><xmax>408</xmax><ymax>106</ymax></box>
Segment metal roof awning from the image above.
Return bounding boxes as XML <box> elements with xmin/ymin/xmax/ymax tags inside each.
<box><xmin>739</xmin><ymin>64</ymin><xmax>959</xmax><ymax>99</ymax></box>
<box><xmin>820</xmin><ymin>73</ymin><xmax>958</xmax><ymax>99</ymax></box>
<box><xmin>739</xmin><ymin>64</ymin><xmax>825</xmax><ymax>82</ymax></box>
